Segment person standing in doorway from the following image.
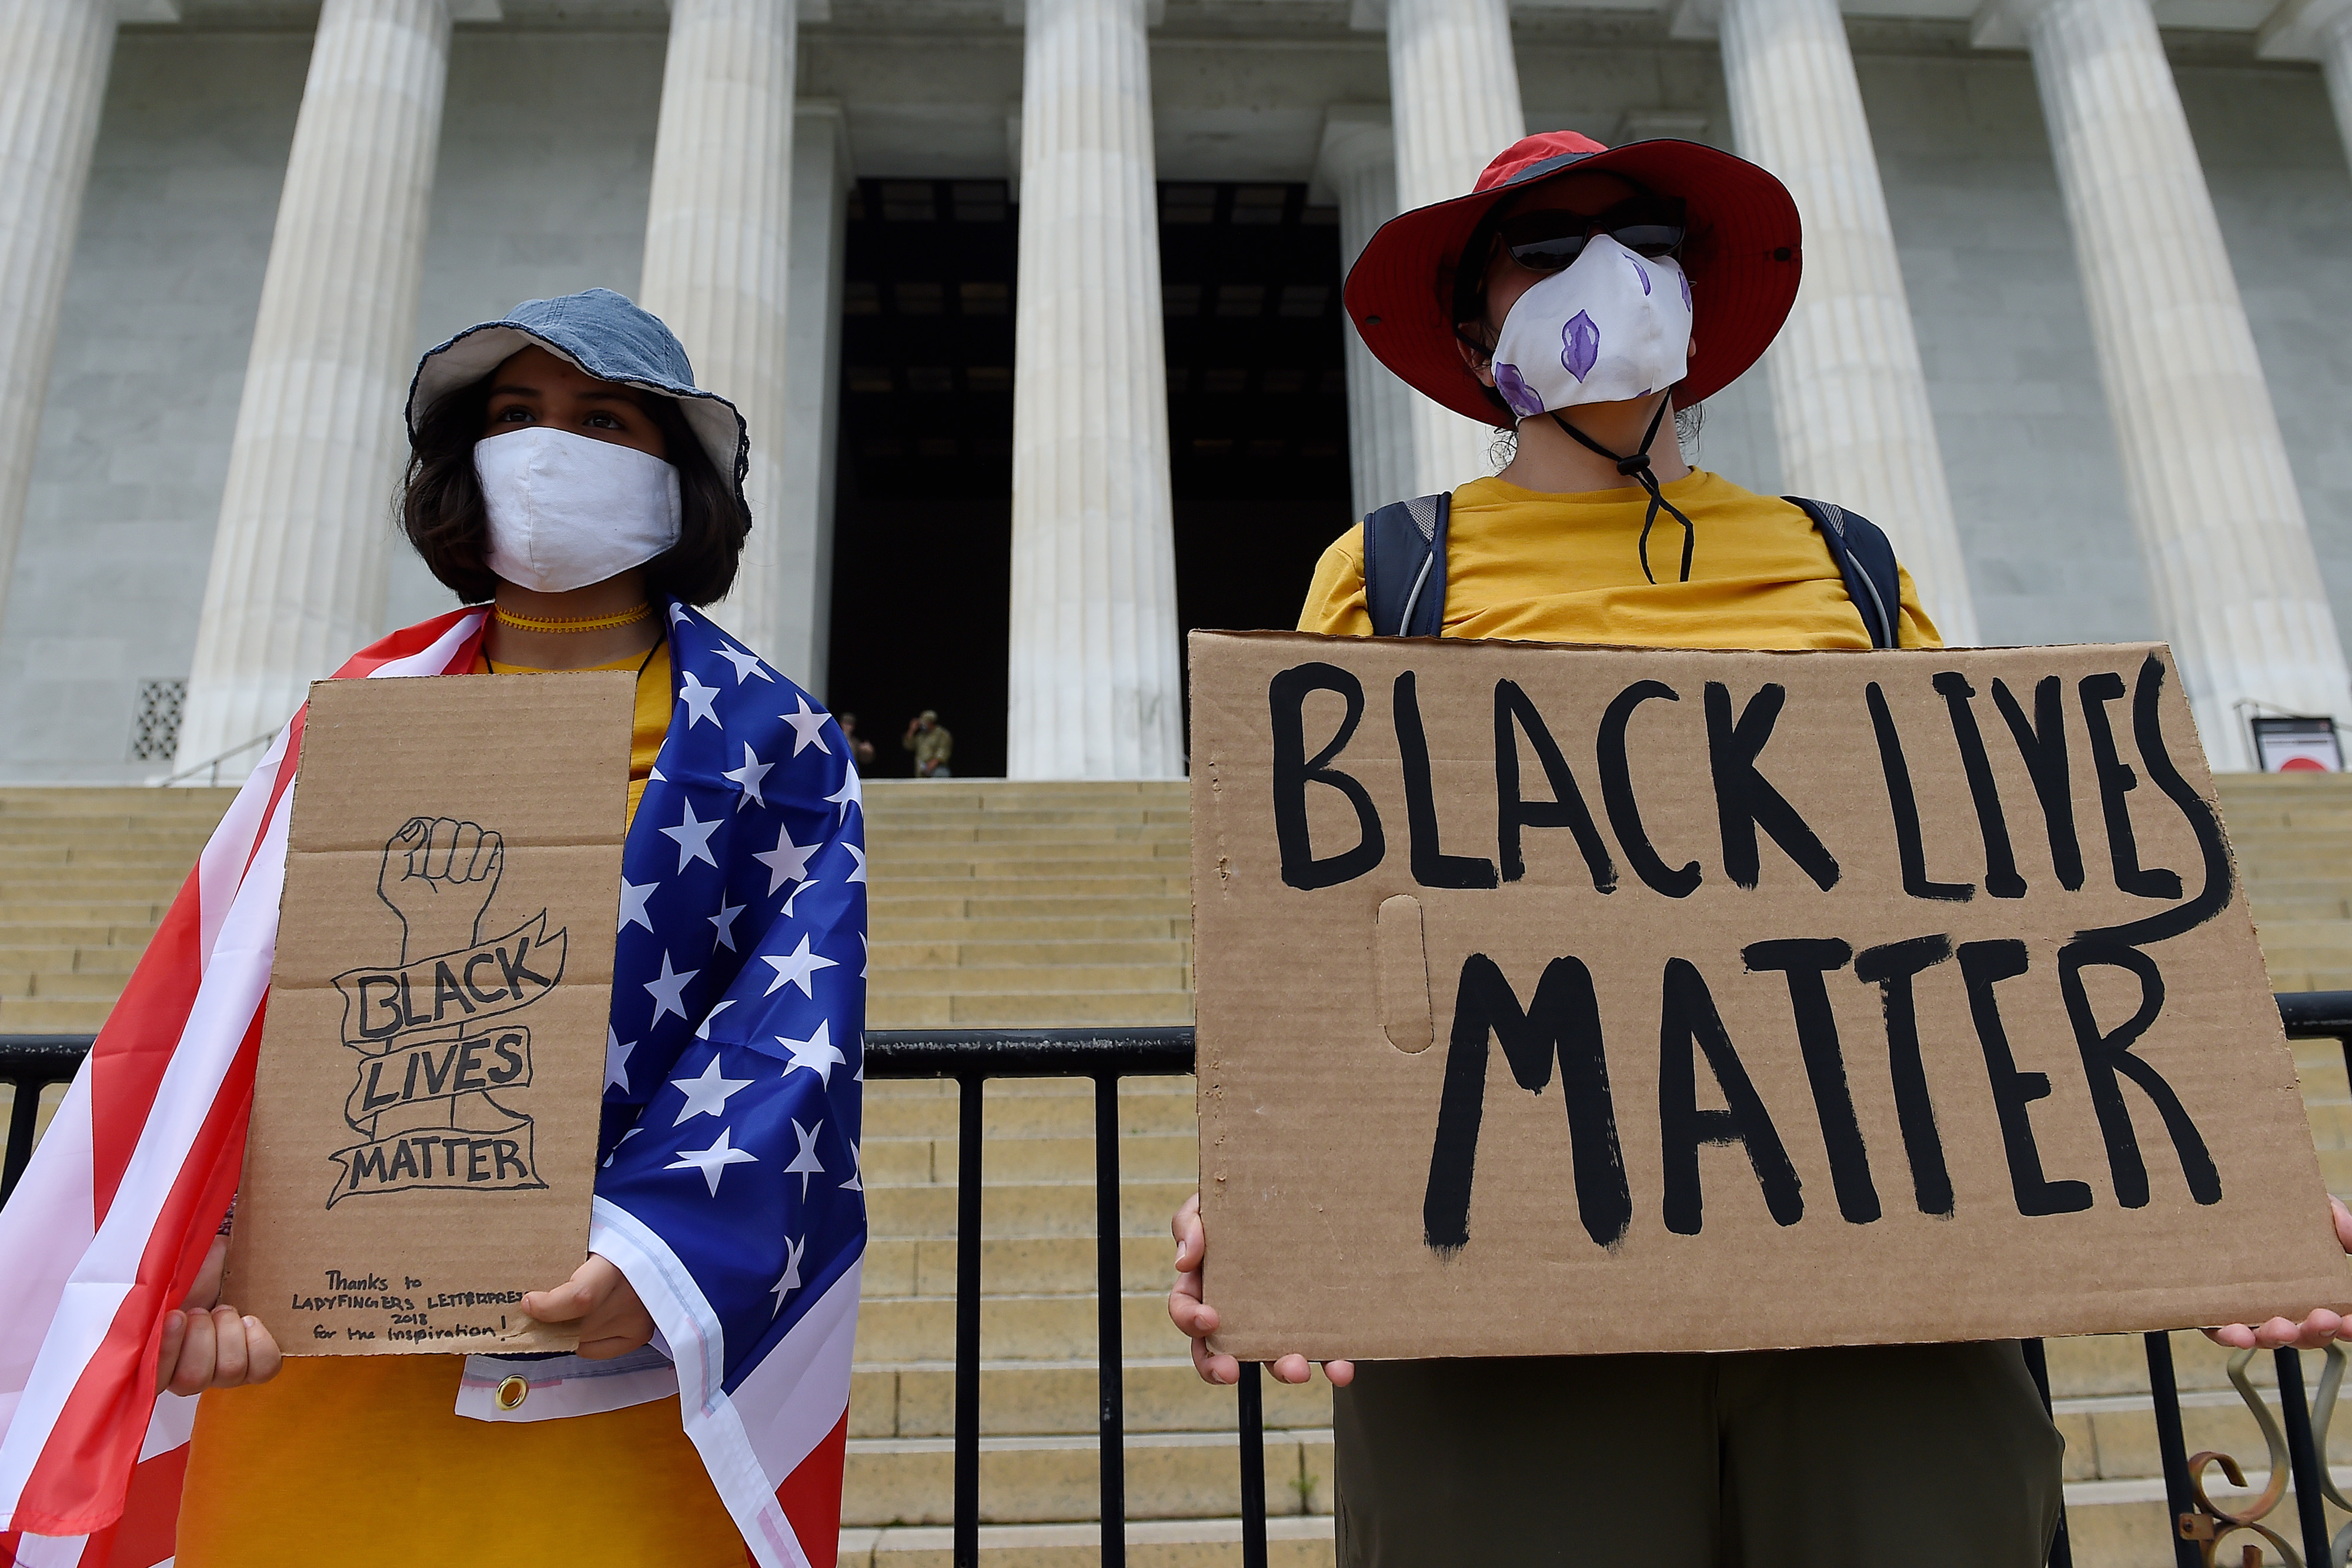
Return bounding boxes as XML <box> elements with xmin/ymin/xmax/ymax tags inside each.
<box><xmin>903</xmin><ymin>709</ymin><xmax>954</xmax><ymax>778</ymax></box>
<box><xmin>838</xmin><ymin>710</ymin><xmax>877</xmax><ymax>770</ymax></box>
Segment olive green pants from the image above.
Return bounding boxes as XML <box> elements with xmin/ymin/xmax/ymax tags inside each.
<box><xmin>1331</xmin><ymin>1341</ymin><xmax>2064</xmax><ymax>1567</ymax></box>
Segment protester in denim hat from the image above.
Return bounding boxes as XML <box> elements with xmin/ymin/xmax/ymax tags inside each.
<box><xmin>137</xmin><ymin>292</ymin><xmax>863</xmax><ymax>1566</ymax></box>
<box><xmin>402</xmin><ymin>286</ymin><xmax>753</xmax><ymax>616</ymax></box>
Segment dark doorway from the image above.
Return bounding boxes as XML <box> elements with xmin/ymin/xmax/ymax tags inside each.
<box><xmin>825</xmin><ymin>178</ymin><xmax>1353</xmax><ymax>777</ymax></box>
<box><xmin>825</xmin><ymin>178</ymin><xmax>1017</xmax><ymax>779</ymax></box>
<box><xmin>1160</xmin><ymin>182</ymin><xmax>1353</xmax><ymax>637</ymax></box>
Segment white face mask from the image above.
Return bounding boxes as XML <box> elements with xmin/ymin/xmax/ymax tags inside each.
<box><xmin>1486</xmin><ymin>233</ymin><xmax>1693</xmax><ymax>419</ymax></box>
<box><xmin>475</xmin><ymin>425</ymin><xmax>683</xmax><ymax>594</ymax></box>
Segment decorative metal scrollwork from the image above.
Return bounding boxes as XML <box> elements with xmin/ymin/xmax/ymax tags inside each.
<box><xmin>2177</xmin><ymin>1345</ymin><xmax>2348</xmax><ymax>1567</ymax></box>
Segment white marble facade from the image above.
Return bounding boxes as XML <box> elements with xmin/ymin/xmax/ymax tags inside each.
<box><xmin>8</xmin><ymin>0</ymin><xmax>2352</xmax><ymax>777</ymax></box>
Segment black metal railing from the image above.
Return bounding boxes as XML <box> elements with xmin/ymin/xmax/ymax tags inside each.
<box><xmin>11</xmin><ymin>1001</ymin><xmax>2352</xmax><ymax>1566</ymax></box>
<box><xmin>861</xmin><ymin>1027</ymin><xmax>1220</xmax><ymax>1568</ymax></box>
<box><xmin>1</xmin><ymin>1035</ymin><xmax>88</xmax><ymax>1203</ymax></box>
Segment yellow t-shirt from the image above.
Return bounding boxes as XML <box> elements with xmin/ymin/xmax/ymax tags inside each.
<box><xmin>175</xmin><ymin>634</ymin><xmax>745</xmax><ymax>1567</ymax></box>
<box><xmin>1300</xmin><ymin>470</ymin><xmax>1943</xmax><ymax>650</ymax></box>
<box><xmin>477</xmin><ymin>638</ymin><xmax>674</xmax><ymax>821</ymax></box>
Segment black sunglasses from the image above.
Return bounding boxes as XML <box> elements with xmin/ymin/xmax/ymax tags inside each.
<box><xmin>1496</xmin><ymin>198</ymin><xmax>1688</xmax><ymax>270</ymax></box>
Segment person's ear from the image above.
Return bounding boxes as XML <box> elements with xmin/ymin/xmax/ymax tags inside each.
<box><xmin>1686</xmin><ymin>335</ymin><xmax>1698</xmax><ymax>364</ymax></box>
<box><xmin>1458</xmin><ymin>333</ymin><xmax>1498</xmax><ymax>390</ymax></box>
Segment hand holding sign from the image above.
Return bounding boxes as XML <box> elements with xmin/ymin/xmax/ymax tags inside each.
<box><xmin>377</xmin><ymin>816</ymin><xmax>505</xmax><ymax>964</ymax></box>
<box><xmin>2204</xmin><ymin>1198</ymin><xmax>2352</xmax><ymax>1350</ymax></box>
<box><xmin>519</xmin><ymin>1253</ymin><xmax>654</xmax><ymax>1360</ymax></box>
<box><xmin>155</xmin><ymin>1234</ymin><xmax>283</xmax><ymax>1395</ymax></box>
<box><xmin>1168</xmin><ymin>1192</ymin><xmax>1354</xmax><ymax>1388</ymax></box>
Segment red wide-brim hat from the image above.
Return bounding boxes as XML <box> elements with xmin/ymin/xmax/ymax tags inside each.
<box><xmin>1345</xmin><ymin>131</ymin><xmax>1803</xmax><ymax>425</ymax></box>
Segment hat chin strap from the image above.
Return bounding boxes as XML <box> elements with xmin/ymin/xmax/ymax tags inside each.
<box><xmin>1548</xmin><ymin>394</ymin><xmax>1695</xmax><ymax>585</ymax></box>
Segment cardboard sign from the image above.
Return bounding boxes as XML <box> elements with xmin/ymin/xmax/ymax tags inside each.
<box><xmin>1188</xmin><ymin>631</ymin><xmax>2349</xmax><ymax>1362</ymax></box>
<box><xmin>226</xmin><ymin>672</ymin><xmax>631</xmax><ymax>1356</ymax></box>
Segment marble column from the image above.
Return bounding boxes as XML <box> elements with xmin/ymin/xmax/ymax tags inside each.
<box><xmin>1318</xmin><ymin>107</ymin><xmax>1419</xmax><ymax>520</ymax></box>
<box><xmin>175</xmin><ymin>0</ymin><xmax>450</xmax><ymax>767</ymax></box>
<box><xmin>1996</xmin><ymin>0</ymin><xmax>2348</xmax><ymax>767</ymax></box>
<box><xmin>0</xmin><ymin>0</ymin><xmax>116</xmax><ymax>633</ymax></box>
<box><xmin>1383</xmin><ymin>0</ymin><xmax>1525</xmax><ymax>496</ymax></box>
<box><xmin>1005</xmin><ymin>0</ymin><xmax>1182</xmax><ymax>780</ymax></box>
<box><xmin>770</xmin><ymin>100</ymin><xmax>849</xmax><ymax>694</ymax></box>
<box><xmin>637</xmin><ymin>0</ymin><xmax>798</xmax><ymax>661</ymax></box>
<box><xmin>1716</xmin><ymin>0</ymin><xmax>1982</xmax><ymax>644</ymax></box>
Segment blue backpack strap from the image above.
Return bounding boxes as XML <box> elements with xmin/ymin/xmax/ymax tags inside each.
<box><xmin>1786</xmin><ymin>496</ymin><xmax>1902</xmax><ymax>650</ymax></box>
<box><xmin>1361</xmin><ymin>493</ymin><xmax>1451</xmax><ymax>638</ymax></box>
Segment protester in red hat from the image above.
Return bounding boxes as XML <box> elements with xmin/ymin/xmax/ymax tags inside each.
<box><xmin>1169</xmin><ymin>128</ymin><xmax>2352</xmax><ymax>1566</ymax></box>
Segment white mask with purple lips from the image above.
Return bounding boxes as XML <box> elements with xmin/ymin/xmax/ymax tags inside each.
<box><xmin>1486</xmin><ymin>233</ymin><xmax>1693</xmax><ymax>418</ymax></box>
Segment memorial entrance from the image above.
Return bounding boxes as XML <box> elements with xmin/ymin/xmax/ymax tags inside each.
<box><xmin>826</xmin><ymin>179</ymin><xmax>1351</xmax><ymax>777</ymax></box>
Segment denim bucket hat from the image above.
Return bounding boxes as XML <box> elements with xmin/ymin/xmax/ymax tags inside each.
<box><xmin>405</xmin><ymin>287</ymin><xmax>751</xmax><ymax>511</ymax></box>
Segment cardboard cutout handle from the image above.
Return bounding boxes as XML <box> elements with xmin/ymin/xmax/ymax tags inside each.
<box><xmin>1377</xmin><ymin>894</ymin><xmax>1434</xmax><ymax>1053</ymax></box>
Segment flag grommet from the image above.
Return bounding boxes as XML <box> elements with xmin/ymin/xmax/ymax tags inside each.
<box><xmin>494</xmin><ymin>1375</ymin><xmax>529</xmax><ymax>1411</ymax></box>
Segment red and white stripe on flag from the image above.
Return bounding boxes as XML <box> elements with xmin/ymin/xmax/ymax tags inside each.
<box><xmin>0</xmin><ymin>610</ymin><xmax>487</xmax><ymax>1564</ymax></box>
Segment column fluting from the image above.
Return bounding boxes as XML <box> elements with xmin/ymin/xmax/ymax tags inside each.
<box><xmin>175</xmin><ymin>0</ymin><xmax>451</xmax><ymax>767</ymax></box>
<box><xmin>637</xmin><ymin>0</ymin><xmax>798</xmax><ymax>659</ymax></box>
<box><xmin>2016</xmin><ymin>0</ymin><xmax>2348</xmax><ymax>765</ymax></box>
<box><xmin>1321</xmin><ymin>112</ymin><xmax>1419</xmax><ymax>520</ymax></box>
<box><xmin>1005</xmin><ymin>0</ymin><xmax>1183</xmax><ymax>779</ymax></box>
<box><xmin>769</xmin><ymin>101</ymin><xmax>847</xmax><ymax>693</ymax></box>
<box><xmin>1719</xmin><ymin>0</ymin><xmax>1981</xmax><ymax>643</ymax></box>
<box><xmin>0</xmin><ymin>0</ymin><xmax>116</xmax><ymax>630</ymax></box>
<box><xmin>1384</xmin><ymin>0</ymin><xmax>1525</xmax><ymax>496</ymax></box>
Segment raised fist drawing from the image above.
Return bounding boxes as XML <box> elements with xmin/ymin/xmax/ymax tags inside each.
<box><xmin>378</xmin><ymin>817</ymin><xmax>505</xmax><ymax>962</ymax></box>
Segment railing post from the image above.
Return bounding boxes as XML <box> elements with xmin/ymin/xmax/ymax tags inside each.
<box><xmin>955</xmin><ymin>1071</ymin><xmax>984</xmax><ymax>1568</ymax></box>
<box><xmin>1094</xmin><ymin>1072</ymin><xmax>1127</xmax><ymax>1567</ymax></box>
<box><xmin>1238</xmin><ymin>1361</ymin><xmax>1268</xmax><ymax>1568</ymax></box>
<box><xmin>2275</xmin><ymin>1346</ymin><xmax>2334</xmax><ymax>1567</ymax></box>
<box><xmin>2146</xmin><ymin>1331</ymin><xmax>2203</xmax><ymax>1568</ymax></box>
<box><xmin>2</xmin><ymin>1067</ymin><xmax>49</xmax><ymax>1203</ymax></box>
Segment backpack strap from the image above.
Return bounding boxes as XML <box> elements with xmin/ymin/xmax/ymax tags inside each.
<box><xmin>1361</xmin><ymin>493</ymin><xmax>1451</xmax><ymax>638</ymax></box>
<box><xmin>1786</xmin><ymin>496</ymin><xmax>1902</xmax><ymax>650</ymax></box>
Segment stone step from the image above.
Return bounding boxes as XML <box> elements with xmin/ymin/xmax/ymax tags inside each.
<box><xmin>860</xmin><ymin>1237</ymin><xmax>1188</xmax><ymax>1302</ymax></box>
<box><xmin>872</xmin><ymin>963</ymin><xmax>1191</xmax><ymax>997</ymax></box>
<box><xmin>0</xmin><ymin>944</ymin><xmax>146</xmax><ymax>976</ymax></box>
<box><xmin>850</xmin><ymin>1357</ymin><xmax>1330</xmax><ymax>1440</ymax></box>
<box><xmin>0</xmin><ymin>844</ymin><xmax>211</xmax><ymax>867</ymax></box>
<box><xmin>854</xmin><ymin>1290</ymin><xmax>1195</xmax><ymax>1365</ymax></box>
<box><xmin>870</xmin><ymin>894</ymin><xmax>1191</xmax><ymax>923</ymax></box>
<box><xmin>867</xmin><ymin>810</ymin><xmax>1192</xmax><ymax>831</ymax></box>
<box><xmin>866</xmin><ymin>1078</ymin><xmax>1197</xmax><ymax>1141</ymax></box>
<box><xmin>867</xmin><ymin>1178</ymin><xmax>1200</xmax><ymax>1241</ymax></box>
<box><xmin>872</xmin><ymin>915</ymin><xmax>1190</xmax><ymax>944</ymax></box>
<box><xmin>0</xmin><ymin>996</ymin><xmax>123</xmax><ymax>1031</ymax></box>
<box><xmin>872</xmin><ymin>874</ymin><xmax>1191</xmax><ymax>901</ymax></box>
<box><xmin>838</xmin><ymin>1516</ymin><xmax>1335</xmax><ymax>1568</ymax></box>
<box><xmin>0</xmin><ymin>868</ymin><xmax>192</xmax><ymax>894</ymax></box>
<box><xmin>868</xmin><ymin>841</ymin><xmax>1190</xmax><ymax>866</ymax></box>
<box><xmin>871</xmin><ymin>992</ymin><xmax>1195</xmax><ymax>1028</ymax></box>
<box><xmin>0</xmin><ymin>900</ymin><xmax>169</xmax><ymax>925</ymax></box>
<box><xmin>841</xmin><ymin>1426</ymin><xmax>1335</xmax><ymax>1528</ymax></box>
<box><xmin>0</xmin><ymin>919</ymin><xmax>159</xmax><ymax>948</ymax></box>
<box><xmin>873</xmin><ymin>939</ymin><xmax>1194</xmax><ymax>969</ymax></box>
<box><xmin>863</xmin><ymin>1132</ymin><xmax>1198</xmax><ymax>1186</ymax></box>
<box><xmin>873</xmin><ymin>824</ymin><xmax>1190</xmax><ymax>846</ymax></box>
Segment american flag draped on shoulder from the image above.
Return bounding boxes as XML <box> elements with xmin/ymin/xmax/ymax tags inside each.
<box><xmin>0</xmin><ymin>601</ymin><xmax>866</xmax><ymax>1568</ymax></box>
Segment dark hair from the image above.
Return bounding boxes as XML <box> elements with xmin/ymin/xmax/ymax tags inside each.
<box><xmin>401</xmin><ymin>373</ymin><xmax>751</xmax><ymax>605</ymax></box>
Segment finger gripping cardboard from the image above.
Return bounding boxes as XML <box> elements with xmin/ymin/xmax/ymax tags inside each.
<box><xmin>1187</xmin><ymin>630</ymin><xmax>2351</xmax><ymax>1362</ymax></box>
<box><xmin>225</xmin><ymin>671</ymin><xmax>632</xmax><ymax>1356</ymax></box>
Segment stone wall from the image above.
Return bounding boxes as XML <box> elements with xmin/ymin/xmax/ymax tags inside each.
<box><xmin>4</xmin><ymin>17</ymin><xmax>2347</xmax><ymax>778</ymax></box>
